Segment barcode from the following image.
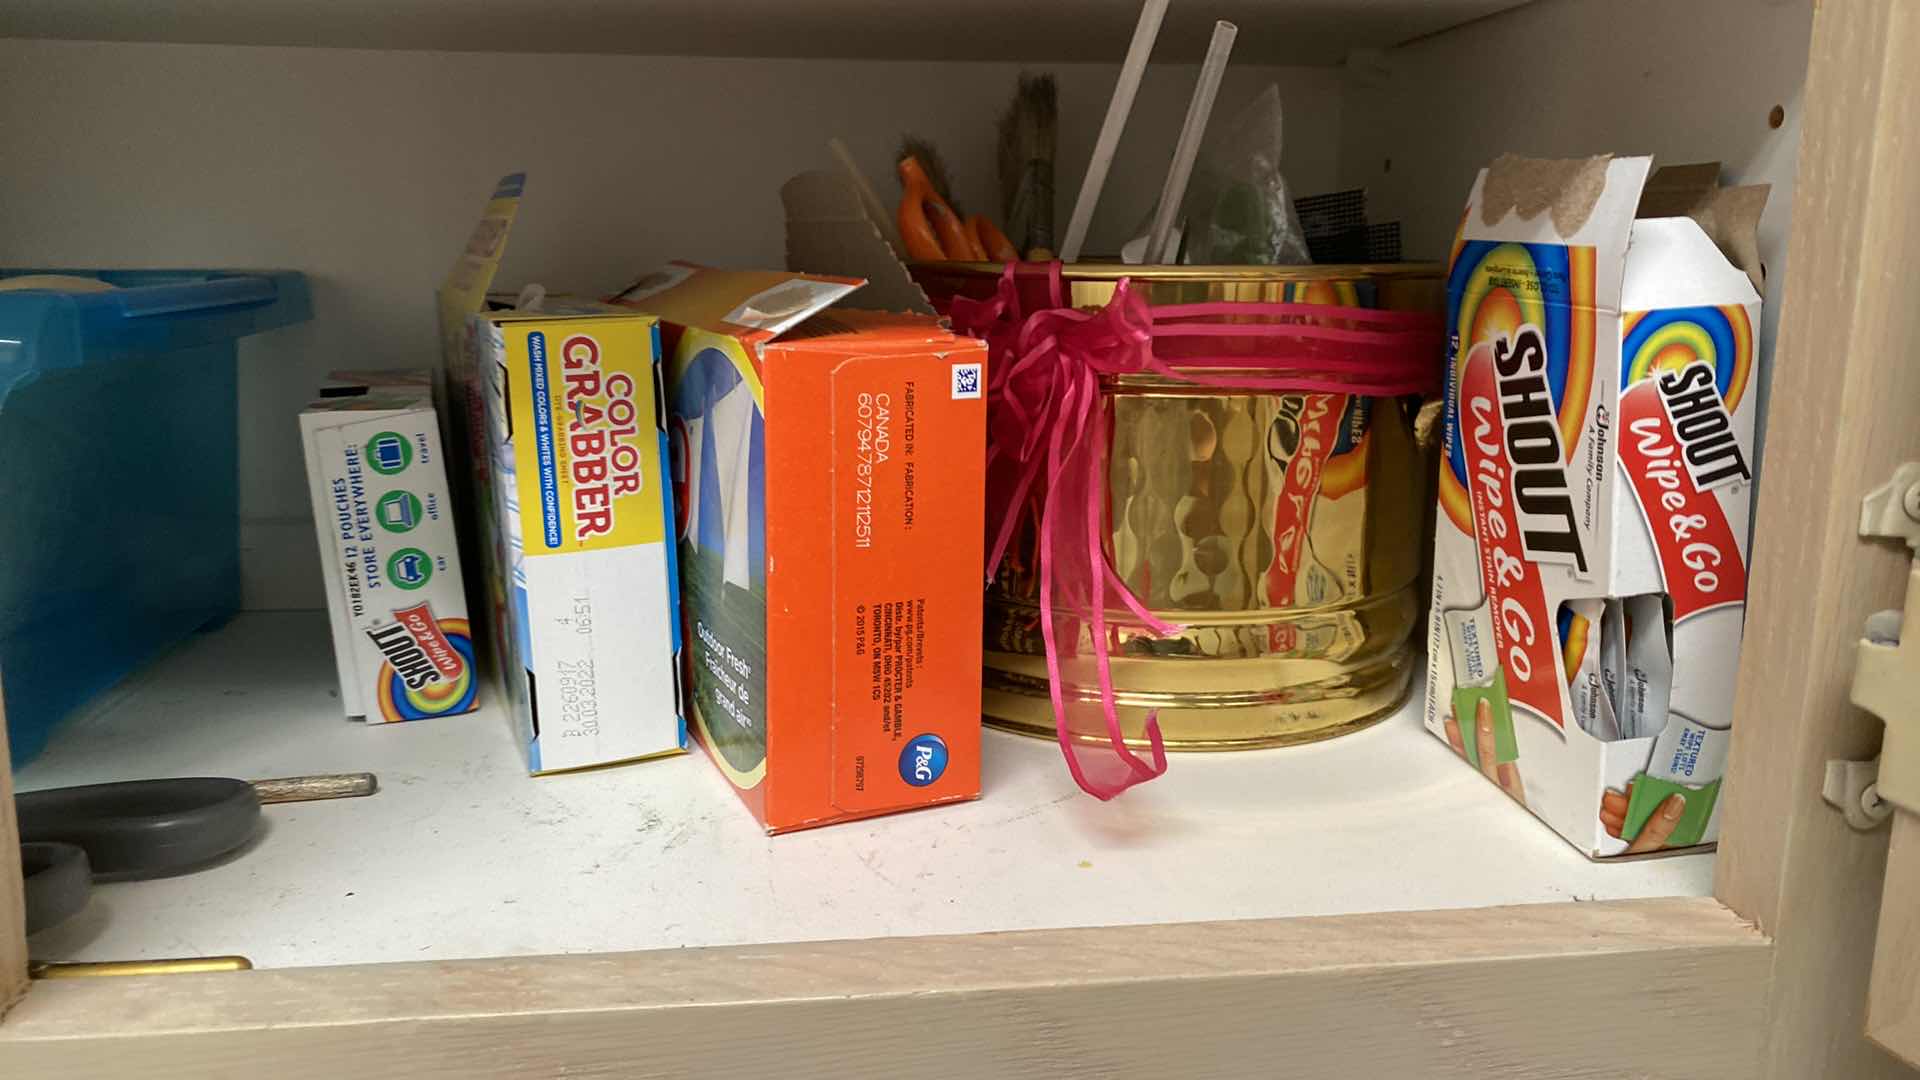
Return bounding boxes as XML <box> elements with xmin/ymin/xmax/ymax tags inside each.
<box><xmin>951</xmin><ymin>362</ymin><xmax>983</xmax><ymax>399</ymax></box>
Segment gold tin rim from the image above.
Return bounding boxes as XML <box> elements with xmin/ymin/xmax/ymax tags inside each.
<box><xmin>982</xmin><ymin>672</ymin><xmax>1416</xmax><ymax>752</ymax></box>
<box><xmin>982</xmin><ymin>709</ymin><xmax>1399</xmax><ymax>752</ymax></box>
<box><xmin>911</xmin><ymin>260</ymin><xmax>1445</xmax><ymax>283</ymax></box>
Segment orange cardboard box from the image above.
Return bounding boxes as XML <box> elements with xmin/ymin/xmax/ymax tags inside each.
<box><xmin>614</xmin><ymin>265</ymin><xmax>986</xmax><ymax>832</ymax></box>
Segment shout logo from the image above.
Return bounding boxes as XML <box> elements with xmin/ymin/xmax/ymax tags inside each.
<box><xmin>1492</xmin><ymin>325</ymin><xmax>1588</xmax><ymax>574</ymax></box>
<box><xmin>1655</xmin><ymin>363</ymin><xmax>1750</xmax><ymax>492</ymax></box>
<box><xmin>1619</xmin><ymin>376</ymin><xmax>1747</xmax><ymax>621</ymax></box>
<box><xmin>1458</xmin><ymin>336</ymin><xmax>1565</xmax><ymax>723</ymax></box>
<box><xmin>366</xmin><ymin>603</ymin><xmax>466</xmax><ymax>691</ymax></box>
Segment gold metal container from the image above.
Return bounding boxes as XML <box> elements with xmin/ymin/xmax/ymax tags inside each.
<box><xmin>913</xmin><ymin>262</ymin><xmax>1445</xmax><ymax>750</ymax></box>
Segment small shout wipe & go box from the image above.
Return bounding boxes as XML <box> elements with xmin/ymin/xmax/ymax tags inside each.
<box><xmin>301</xmin><ymin>370</ymin><xmax>480</xmax><ymax>723</ymax></box>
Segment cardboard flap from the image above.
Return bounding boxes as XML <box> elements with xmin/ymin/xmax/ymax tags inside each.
<box><xmin>781</xmin><ymin>169</ymin><xmax>936</xmax><ymax>316</ymax></box>
<box><xmin>1637</xmin><ymin>163</ymin><xmax>1770</xmax><ymax>291</ymax></box>
<box><xmin>611</xmin><ymin>263</ymin><xmax>864</xmax><ymax>344</ymax></box>
<box><xmin>1480</xmin><ymin>154</ymin><xmax>1616</xmax><ymax>237</ymax></box>
<box><xmin>1710</xmin><ymin>184</ymin><xmax>1770</xmax><ymax>291</ymax></box>
<box><xmin>1464</xmin><ymin>154</ymin><xmax>1653</xmax><ymax>315</ymax></box>
<box><xmin>1621</xmin><ymin>217</ymin><xmax>1762</xmax><ymax>310</ymax></box>
<box><xmin>773</xmin><ymin>308</ymin><xmax>964</xmax><ymax>354</ymax></box>
<box><xmin>1635</xmin><ymin>162</ymin><xmax>1721</xmax><ymax>218</ymax></box>
<box><xmin>436</xmin><ymin>173</ymin><xmax>525</xmax><ymax>368</ymax></box>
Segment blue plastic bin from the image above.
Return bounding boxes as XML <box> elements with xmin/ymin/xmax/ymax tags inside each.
<box><xmin>0</xmin><ymin>269</ymin><xmax>313</xmax><ymax>765</ymax></box>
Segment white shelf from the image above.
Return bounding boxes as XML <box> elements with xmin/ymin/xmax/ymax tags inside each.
<box><xmin>18</xmin><ymin>612</ymin><xmax>1711</xmax><ymax>969</ymax></box>
<box><xmin>0</xmin><ymin>0</ymin><xmax>1528</xmax><ymax>65</ymax></box>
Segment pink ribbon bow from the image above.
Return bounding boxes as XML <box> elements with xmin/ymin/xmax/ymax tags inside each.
<box><xmin>951</xmin><ymin>263</ymin><xmax>1441</xmax><ymax>799</ymax></box>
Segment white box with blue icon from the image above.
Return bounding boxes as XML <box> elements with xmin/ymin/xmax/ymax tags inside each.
<box><xmin>300</xmin><ymin>371</ymin><xmax>480</xmax><ymax>723</ymax></box>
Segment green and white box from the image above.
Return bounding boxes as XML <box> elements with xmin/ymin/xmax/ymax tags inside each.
<box><xmin>299</xmin><ymin>372</ymin><xmax>481</xmax><ymax>723</ymax></box>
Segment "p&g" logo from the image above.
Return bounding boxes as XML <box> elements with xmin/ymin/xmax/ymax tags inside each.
<box><xmin>899</xmin><ymin>733</ymin><xmax>948</xmax><ymax>787</ymax></box>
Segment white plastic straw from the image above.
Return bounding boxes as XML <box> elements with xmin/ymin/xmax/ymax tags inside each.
<box><xmin>1148</xmin><ymin>20</ymin><xmax>1237</xmax><ymax>264</ymax></box>
<box><xmin>1059</xmin><ymin>0</ymin><xmax>1170</xmax><ymax>263</ymax></box>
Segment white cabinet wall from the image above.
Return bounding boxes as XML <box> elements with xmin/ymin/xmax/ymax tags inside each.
<box><xmin>5</xmin><ymin>1</ymin><xmax>1920</xmax><ymax>1076</ymax></box>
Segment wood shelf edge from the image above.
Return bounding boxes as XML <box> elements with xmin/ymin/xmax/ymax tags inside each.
<box><xmin>1</xmin><ymin>897</ymin><xmax>1769</xmax><ymax>1078</ymax></box>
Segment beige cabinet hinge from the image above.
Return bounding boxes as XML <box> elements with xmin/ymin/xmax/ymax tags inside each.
<box><xmin>1823</xmin><ymin>757</ymin><xmax>1893</xmax><ymax>830</ymax></box>
<box><xmin>1834</xmin><ymin>464</ymin><xmax>1920</xmax><ymax>828</ymax></box>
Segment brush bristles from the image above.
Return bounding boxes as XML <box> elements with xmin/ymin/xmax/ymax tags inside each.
<box><xmin>996</xmin><ymin>73</ymin><xmax>1058</xmax><ymax>252</ymax></box>
<box><xmin>897</xmin><ymin>133</ymin><xmax>958</xmax><ymax>214</ymax></box>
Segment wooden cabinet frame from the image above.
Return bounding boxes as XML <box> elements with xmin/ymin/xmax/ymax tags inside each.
<box><xmin>3</xmin><ymin>2</ymin><xmax>1918</xmax><ymax>1075</ymax></box>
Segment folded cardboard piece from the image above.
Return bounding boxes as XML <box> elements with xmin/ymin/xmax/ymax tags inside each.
<box><xmin>613</xmin><ymin>264</ymin><xmax>986</xmax><ymax>833</ymax></box>
<box><xmin>437</xmin><ymin>174</ymin><xmax>685</xmax><ymax>774</ymax></box>
<box><xmin>779</xmin><ymin>146</ymin><xmax>937</xmax><ymax>316</ymax></box>
<box><xmin>300</xmin><ymin>370</ymin><xmax>480</xmax><ymax>724</ymax></box>
<box><xmin>1427</xmin><ymin>155</ymin><xmax>1765</xmax><ymax>857</ymax></box>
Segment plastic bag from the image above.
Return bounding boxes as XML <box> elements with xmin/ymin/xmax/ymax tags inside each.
<box><xmin>1178</xmin><ymin>85</ymin><xmax>1311</xmax><ymax>265</ymax></box>
<box><xmin>1562</xmin><ymin>598</ymin><xmax>1620</xmax><ymax>740</ymax></box>
<box><xmin>1618</xmin><ymin>594</ymin><xmax>1673</xmax><ymax>741</ymax></box>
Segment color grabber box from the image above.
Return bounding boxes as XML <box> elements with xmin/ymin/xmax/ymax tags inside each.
<box><xmin>1426</xmin><ymin>155</ymin><xmax>1766</xmax><ymax>857</ymax></box>
<box><xmin>612</xmin><ymin>264</ymin><xmax>987</xmax><ymax>833</ymax></box>
<box><xmin>469</xmin><ymin>306</ymin><xmax>686</xmax><ymax>774</ymax></box>
<box><xmin>300</xmin><ymin>371</ymin><xmax>480</xmax><ymax>723</ymax></box>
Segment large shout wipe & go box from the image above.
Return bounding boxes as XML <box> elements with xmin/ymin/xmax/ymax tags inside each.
<box><xmin>1426</xmin><ymin>155</ymin><xmax>1765</xmax><ymax>857</ymax></box>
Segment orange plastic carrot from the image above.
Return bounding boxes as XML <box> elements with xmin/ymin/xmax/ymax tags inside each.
<box><xmin>898</xmin><ymin>156</ymin><xmax>981</xmax><ymax>261</ymax></box>
<box><xmin>950</xmin><ymin>217</ymin><xmax>989</xmax><ymax>262</ymax></box>
<box><xmin>969</xmin><ymin>215</ymin><xmax>1019</xmax><ymax>262</ymax></box>
<box><xmin>896</xmin><ymin>157</ymin><xmax>948</xmax><ymax>260</ymax></box>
